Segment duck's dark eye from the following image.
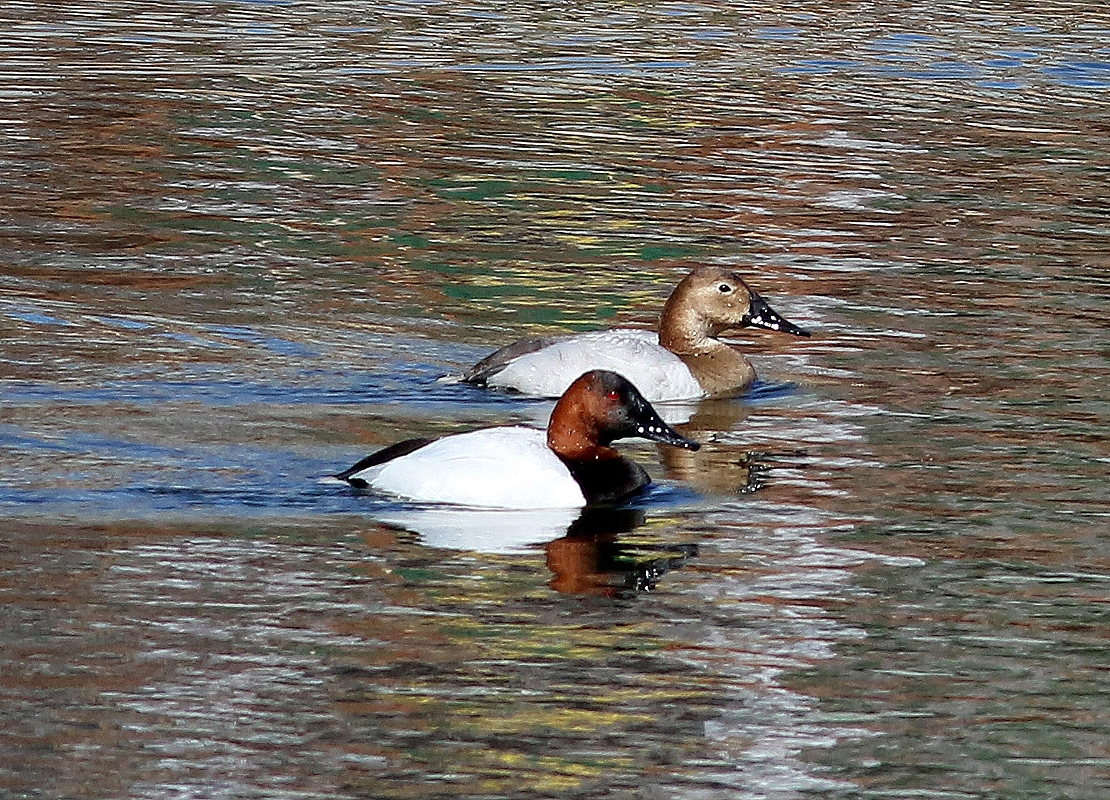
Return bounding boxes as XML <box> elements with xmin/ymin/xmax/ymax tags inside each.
<box><xmin>718</xmin><ymin>283</ymin><xmax>732</xmax><ymax>293</ymax></box>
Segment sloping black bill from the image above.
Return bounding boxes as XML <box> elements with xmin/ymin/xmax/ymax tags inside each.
<box><xmin>744</xmin><ymin>290</ymin><xmax>810</xmax><ymax>337</ymax></box>
<box><xmin>628</xmin><ymin>393</ymin><xmax>700</xmax><ymax>451</ymax></box>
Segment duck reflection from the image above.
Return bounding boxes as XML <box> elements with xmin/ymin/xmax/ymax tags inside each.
<box><xmin>547</xmin><ymin>508</ymin><xmax>698</xmax><ymax>597</ymax></box>
<box><xmin>370</xmin><ymin>506</ymin><xmax>580</xmax><ymax>554</ymax></box>
<box><xmin>656</xmin><ymin>397</ymin><xmax>768</xmax><ymax>495</ymax></box>
<box><xmin>365</xmin><ymin>505</ymin><xmax>697</xmax><ymax>597</ymax></box>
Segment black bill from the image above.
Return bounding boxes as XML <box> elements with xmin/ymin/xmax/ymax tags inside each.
<box><xmin>625</xmin><ymin>391</ymin><xmax>700</xmax><ymax>451</ymax></box>
<box><xmin>744</xmin><ymin>290</ymin><xmax>811</xmax><ymax>337</ymax></box>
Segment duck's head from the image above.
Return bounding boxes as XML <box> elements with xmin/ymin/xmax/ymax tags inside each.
<box><xmin>662</xmin><ymin>266</ymin><xmax>810</xmax><ymax>340</ymax></box>
<box><xmin>548</xmin><ymin>370</ymin><xmax>700</xmax><ymax>456</ymax></box>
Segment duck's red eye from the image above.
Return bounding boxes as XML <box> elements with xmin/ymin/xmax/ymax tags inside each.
<box><xmin>606</xmin><ymin>390</ymin><xmax>621</xmax><ymax>400</ymax></box>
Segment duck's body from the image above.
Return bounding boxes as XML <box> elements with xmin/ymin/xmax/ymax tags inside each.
<box><xmin>337</xmin><ymin>370</ymin><xmax>699</xmax><ymax>509</ymax></box>
<box><xmin>474</xmin><ymin>329</ymin><xmax>704</xmax><ymax>403</ymax></box>
<box><xmin>463</xmin><ymin>267</ymin><xmax>809</xmax><ymax>402</ymax></box>
<box><xmin>342</xmin><ymin>427</ymin><xmax>587</xmax><ymax>508</ymax></box>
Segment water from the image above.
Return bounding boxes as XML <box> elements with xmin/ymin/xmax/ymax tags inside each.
<box><xmin>3</xmin><ymin>1</ymin><xmax>1110</xmax><ymax>798</ymax></box>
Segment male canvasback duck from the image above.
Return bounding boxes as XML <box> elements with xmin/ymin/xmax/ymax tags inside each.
<box><xmin>461</xmin><ymin>266</ymin><xmax>810</xmax><ymax>403</ymax></box>
<box><xmin>336</xmin><ymin>370</ymin><xmax>699</xmax><ymax>509</ymax></box>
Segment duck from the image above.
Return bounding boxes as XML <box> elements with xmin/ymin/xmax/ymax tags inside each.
<box><xmin>336</xmin><ymin>370</ymin><xmax>699</xmax><ymax>509</ymax></box>
<box><xmin>461</xmin><ymin>266</ymin><xmax>810</xmax><ymax>403</ymax></box>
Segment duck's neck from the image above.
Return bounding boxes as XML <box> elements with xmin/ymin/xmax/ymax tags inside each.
<box><xmin>546</xmin><ymin>399</ymin><xmax>650</xmax><ymax>504</ymax></box>
<box><xmin>547</xmin><ymin>406</ymin><xmax>616</xmax><ymax>463</ymax></box>
<box><xmin>658</xmin><ymin>298</ymin><xmax>722</xmax><ymax>355</ymax></box>
<box><xmin>659</xmin><ymin>300</ymin><xmax>754</xmax><ymax>395</ymax></box>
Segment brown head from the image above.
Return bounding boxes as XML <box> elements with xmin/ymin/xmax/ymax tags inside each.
<box><xmin>546</xmin><ymin>370</ymin><xmax>700</xmax><ymax>462</ymax></box>
<box><xmin>659</xmin><ymin>266</ymin><xmax>810</xmax><ymax>353</ymax></box>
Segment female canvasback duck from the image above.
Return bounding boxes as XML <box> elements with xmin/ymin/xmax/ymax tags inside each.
<box><xmin>336</xmin><ymin>370</ymin><xmax>699</xmax><ymax>509</ymax></box>
<box><xmin>462</xmin><ymin>266</ymin><xmax>810</xmax><ymax>403</ymax></box>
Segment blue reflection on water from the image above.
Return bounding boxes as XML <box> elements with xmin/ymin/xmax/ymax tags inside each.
<box><xmin>0</xmin><ymin>454</ymin><xmax>703</xmax><ymax>531</ymax></box>
<box><xmin>206</xmin><ymin>325</ymin><xmax>319</xmax><ymax>357</ymax></box>
<box><xmin>90</xmin><ymin>315</ymin><xmax>152</xmax><ymax>330</ymax></box>
<box><xmin>1044</xmin><ymin>62</ymin><xmax>1110</xmax><ymax>87</ymax></box>
<box><xmin>0</xmin><ymin>368</ymin><xmax>516</xmax><ymax>408</ymax></box>
<box><xmin>2</xmin><ymin>308</ymin><xmax>74</xmax><ymax>326</ymax></box>
<box><xmin>772</xmin><ymin>31</ymin><xmax>1110</xmax><ymax>89</ymax></box>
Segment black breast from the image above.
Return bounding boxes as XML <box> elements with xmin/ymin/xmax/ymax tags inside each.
<box><xmin>563</xmin><ymin>456</ymin><xmax>651</xmax><ymax>505</ymax></box>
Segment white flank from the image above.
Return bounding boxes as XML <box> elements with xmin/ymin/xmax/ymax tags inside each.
<box><xmin>486</xmin><ymin>329</ymin><xmax>705</xmax><ymax>402</ymax></box>
<box><xmin>348</xmin><ymin>427</ymin><xmax>587</xmax><ymax>509</ymax></box>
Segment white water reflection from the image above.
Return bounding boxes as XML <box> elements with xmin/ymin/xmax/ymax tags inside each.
<box><xmin>373</xmin><ymin>505</ymin><xmax>582</xmax><ymax>554</ymax></box>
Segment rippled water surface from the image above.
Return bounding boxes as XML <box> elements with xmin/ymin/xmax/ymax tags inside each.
<box><xmin>3</xmin><ymin>2</ymin><xmax>1109</xmax><ymax>798</ymax></box>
